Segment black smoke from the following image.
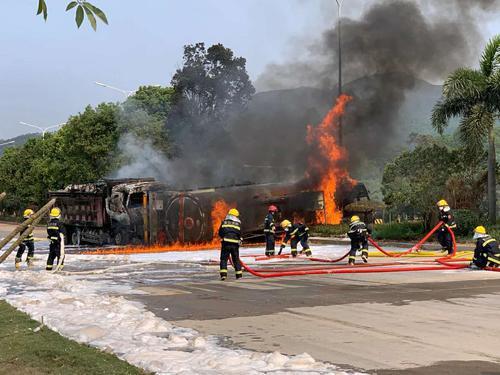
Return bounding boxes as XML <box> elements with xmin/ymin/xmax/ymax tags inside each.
<box><xmin>255</xmin><ymin>0</ymin><xmax>499</xmax><ymax>175</ymax></box>
<box><xmin>120</xmin><ymin>1</ymin><xmax>499</xmax><ymax>190</ymax></box>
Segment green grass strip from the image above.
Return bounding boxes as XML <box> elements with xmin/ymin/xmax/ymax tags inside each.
<box><xmin>0</xmin><ymin>300</ymin><xmax>147</xmax><ymax>375</ymax></box>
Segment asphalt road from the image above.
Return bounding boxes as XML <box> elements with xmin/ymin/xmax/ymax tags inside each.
<box><xmin>3</xmin><ymin>221</ymin><xmax>500</xmax><ymax>374</ymax></box>
<box><xmin>133</xmin><ymin>264</ymin><xmax>500</xmax><ymax>375</ymax></box>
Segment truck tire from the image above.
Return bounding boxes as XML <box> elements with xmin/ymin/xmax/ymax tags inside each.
<box><xmin>70</xmin><ymin>229</ymin><xmax>81</xmax><ymax>246</ymax></box>
<box><xmin>114</xmin><ymin>231</ymin><xmax>128</xmax><ymax>246</ymax></box>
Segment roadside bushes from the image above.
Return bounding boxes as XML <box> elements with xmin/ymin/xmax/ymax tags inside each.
<box><xmin>452</xmin><ymin>209</ymin><xmax>481</xmax><ymax>238</ymax></box>
<box><xmin>371</xmin><ymin>222</ymin><xmax>425</xmax><ymax>241</ymax></box>
<box><xmin>310</xmin><ymin>224</ymin><xmax>349</xmax><ymax>237</ymax></box>
<box><xmin>311</xmin><ymin>222</ymin><xmax>426</xmax><ymax>240</ymax></box>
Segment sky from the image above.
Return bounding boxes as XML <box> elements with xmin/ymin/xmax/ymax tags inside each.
<box><xmin>1</xmin><ymin>0</ymin><xmax>499</xmax><ymax>139</ymax></box>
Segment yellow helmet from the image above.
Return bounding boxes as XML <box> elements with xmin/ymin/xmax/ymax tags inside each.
<box><xmin>437</xmin><ymin>199</ymin><xmax>448</xmax><ymax>207</ymax></box>
<box><xmin>474</xmin><ymin>226</ymin><xmax>487</xmax><ymax>235</ymax></box>
<box><xmin>228</xmin><ymin>208</ymin><xmax>239</xmax><ymax>217</ymax></box>
<box><xmin>280</xmin><ymin>219</ymin><xmax>291</xmax><ymax>228</ymax></box>
<box><xmin>49</xmin><ymin>207</ymin><xmax>61</xmax><ymax>218</ymax></box>
<box><xmin>23</xmin><ymin>209</ymin><xmax>34</xmax><ymax>218</ymax></box>
<box><xmin>350</xmin><ymin>215</ymin><xmax>360</xmax><ymax>223</ymax></box>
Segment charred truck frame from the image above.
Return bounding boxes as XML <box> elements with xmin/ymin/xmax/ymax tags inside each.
<box><xmin>49</xmin><ymin>178</ymin><xmax>369</xmax><ymax>246</ymax></box>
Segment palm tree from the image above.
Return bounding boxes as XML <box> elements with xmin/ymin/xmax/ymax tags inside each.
<box><xmin>432</xmin><ymin>35</ymin><xmax>500</xmax><ymax>224</ymax></box>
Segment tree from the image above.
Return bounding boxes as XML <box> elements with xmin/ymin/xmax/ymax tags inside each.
<box><xmin>36</xmin><ymin>0</ymin><xmax>107</xmax><ymax>30</ymax></box>
<box><xmin>432</xmin><ymin>35</ymin><xmax>500</xmax><ymax>223</ymax></box>
<box><xmin>0</xmin><ymin>103</ymin><xmax>120</xmax><ymax>210</ymax></box>
<box><xmin>0</xmin><ymin>85</ymin><xmax>178</xmax><ymax>211</ymax></box>
<box><xmin>382</xmin><ymin>142</ymin><xmax>485</xmax><ymax>227</ymax></box>
<box><xmin>120</xmin><ymin>86</ymin><xmax>175</xmax><ymax>156</ymax></box>
<box><xmin>169</xmin><ymin>42</ymin><xmax>255</xmax><ymax>134</ymax></box>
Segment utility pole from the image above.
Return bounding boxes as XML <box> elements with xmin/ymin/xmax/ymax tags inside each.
<box><xmin>335</xmin><ymin>0</ymin><xmax>343</xmax><ymax>146</ymax></box>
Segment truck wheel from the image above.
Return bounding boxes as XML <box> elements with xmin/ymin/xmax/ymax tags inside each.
<box><xmin>71</xmin><ymin>230</ymin><xmax>81</xmax><ymax>246</ymax></box>
<box><xmin>114</xmin><ymin>232</ymin><xmax>127</xmax><ymax>246</ymax></box>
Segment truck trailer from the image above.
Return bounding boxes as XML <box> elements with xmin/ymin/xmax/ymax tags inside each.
<box><xmin>49</xmin><ymin>178</ymin><xmax>329</xmax><ymax>246</ymax></box>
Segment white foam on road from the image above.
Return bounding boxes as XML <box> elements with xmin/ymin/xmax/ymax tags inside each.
<box><xmin>0</xmin><ymin>249</ymin><xmax>363</xmax><ymax>375</ymax></box>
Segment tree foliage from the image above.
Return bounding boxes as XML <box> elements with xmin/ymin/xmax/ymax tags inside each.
<box><xmin>0</xmin><ymin>86</ymin><xmax>174</xmax><ymax>212</ymax></box>
<box><xmin>169</xmin><ymin>42</ymin><xmax>255</xmax><ymax>134</ymax></box>
<box><xmin>431</xmin><ymin>35</ymin><xmax>500</xmax><ymax>223</ymax></box>
<box><xmin>36</xmin><ymin>0</ymin><xmax>107</xmax><ymax>30</ymax></box>
<box><xmin>382</xmin><ymin>141</ymin><xmax>486</xmax><ymax>226</ymax></box>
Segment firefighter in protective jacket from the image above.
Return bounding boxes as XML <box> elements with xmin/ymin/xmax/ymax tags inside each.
<box><xmin>347</xmin><ymin>215</ymin><xmax>370</xmax><ymax>265</ymax></box>
<box><xmin>279</xmin><ymin>220</ymin><xmax>312</xmax><ymax>257</ymax></box>
<box><xmin>436</xmin><ymin>200</ymin><xmax>457</xmax><ymax>254</ymax></box>
<box><xmin>218</xmin><ymin>208</ymin><xmax>243</xmax><ymax>280</ymax></box>
<box><xmin>46</xmin><ymin>207</ymin><xmax>66</xmax><ymax>271</ymax></box>
<box><xmin>264</xmin><ymin>205</ymin><xmax>278</xmax><ymax>256</ymax></box>
<box><xmin>471</xmin><ymin>226</ymin><xmax>500</xmax><ymax>269</ymax></box>
<box><xmin>15</xmin><ymin>209</ymin><xmax>36</xmax><ymax>270</ymax></box>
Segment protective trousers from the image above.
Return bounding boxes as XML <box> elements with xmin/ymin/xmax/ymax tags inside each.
<box><xmin>16</xmin><ymin>241</ymin><xmax>35</xmax><ymax>264</ymax></box>
<box><xmin>349</xmin><ymin>239</ymin><xmax>368</xmax><ymax>264</ymax></box>
<box><xmin>220</xmin><ymin>242</ymin><xmax>242</xmax><ymax>279</ymax></box>
<box><xmin>46</xmin><ymin>241</ymin><xmax>64</xmax><ymax>270</ymax></box>
<box><xmin>291</xmin><ymin>235</ymin><xmax>311</xmax><ymax>257</ymax></box>
<box><xmin>437</xmin><ymin>230</ymin><xmax>453</xmax><ymax>254</ymax></box>
<box><xmin>265</xmin><ymin>233</ymin><xmax>275</xmax><ymax>256</ymax></box>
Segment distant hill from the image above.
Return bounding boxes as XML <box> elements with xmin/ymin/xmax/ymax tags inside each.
<box><xmin>0</xmin><ymin>133</ymin><xmax>39</xmax><ymax>156</ymax></box>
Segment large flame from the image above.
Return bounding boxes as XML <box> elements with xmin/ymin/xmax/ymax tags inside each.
<box><xmin>306</xmin><ymin>94</ymin><xmax>352</xmax><ymax>224</ymax></box>
<box><xmin>83</xmin><ymin>199</ymin><xmax>233</xmax><ymax>255</ymax></box>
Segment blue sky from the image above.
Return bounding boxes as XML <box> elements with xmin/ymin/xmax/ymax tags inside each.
<box><xmin>1</xmin><ymin>0</ymin><xmax>499</xmax><ymax>139</ymax></box>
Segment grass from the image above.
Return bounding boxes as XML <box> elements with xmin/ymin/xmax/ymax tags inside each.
<box><xmin>0</xmin><ymin>301</ymin><xmax>147</xmax><ymax>375</ymax></box>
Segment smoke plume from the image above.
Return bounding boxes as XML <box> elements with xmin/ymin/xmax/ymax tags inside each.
<box><xmin>256</xmin><ymin>0</ymin><xmax>499</xmax><ymax>175</ymax></box>
<box><xmin>115</xmin><ymin>0</ymin><xmax>499</xmax><ymax>190</ymax></box>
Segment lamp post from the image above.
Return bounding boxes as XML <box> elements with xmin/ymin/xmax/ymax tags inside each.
<box><xmin>19</xmin><ymin>121</ymin><xmax>64</xmax><ymax>138</ymax></box>
<box><xmin>335</xmin><ymin>0</ymin><xmax>343</xmax><ymax>146</ymax></box>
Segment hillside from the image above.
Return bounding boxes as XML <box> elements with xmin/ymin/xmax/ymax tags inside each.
<box><xmin>0</xmin><ymin>133</ymin><xmax>39</xmax><ymax>156</ymax></box>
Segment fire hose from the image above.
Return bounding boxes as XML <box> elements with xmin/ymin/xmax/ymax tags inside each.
<box><xmin>239</xmin><ymin>221</ymin><xmax>465</xmax><ymax>278</ymax></box>
<box><xmin>239</xmin><ymin>257</ymin><xmax>468</xmax><ymax>278</ymax></box>
<box><xmin>367</xmin><ymin>221</ymin><xmax>447</xmax><ymax>258</ymax></box>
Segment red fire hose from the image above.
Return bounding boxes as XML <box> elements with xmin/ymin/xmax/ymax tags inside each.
<box><xmin>239</xmin><ymin>258</ymin><xmax>468</xmax><ymax>278</ymax></box>
<box><xmin>251</xmin><ymin>261</ymin><xmax>404</xmax><ymax>273</ymax></box>
<box><xmin>368</xmin><ymin>221</ymin><xmax>445</xmax><ymax>258</ymax></box>
<box><xmin>239</xmin><ymin>221</ymin><xmax>464</xmax><ymax>278</ymax></box>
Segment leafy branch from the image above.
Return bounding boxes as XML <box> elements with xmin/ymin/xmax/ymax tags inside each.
<box><xmin>36</xmin><ymin>0</ymin><xmax>108</xmax><ymax>31</ymax></box>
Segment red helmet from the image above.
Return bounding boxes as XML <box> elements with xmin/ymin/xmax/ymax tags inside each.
<box><xmin>268</xmin><ymin>205</ymin><xmax>278</xmax><ymax>212</ymax></box>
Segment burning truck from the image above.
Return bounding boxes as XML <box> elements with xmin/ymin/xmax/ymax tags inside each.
<box><xmin>48</xmin><ymin>178</ymin><xmax>370</xmax><ymax>246</ymax></box>
<box><xmin>48</xmin><ymin>95</ymin><xmax>378</xmax><ymax>246</ymax></box>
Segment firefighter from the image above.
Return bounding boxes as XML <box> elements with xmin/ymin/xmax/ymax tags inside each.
<box><xmin>15</xmin><ymin>209</ymin><xmax>36</xmax><ymax>270</ymax></box>
<box><xmin>436</xmin><ymin>200</ymin><xmax>457</xmax><ymax>254</ymax></box>
<box><xmin>279</xmin><ymin>220</ymin><xmax>312</xmax><ymax>257</ymax></box>
<box><xmin>471</xmin><ymin>226</ymin><xmax>500</xmax><ymax>269</ymax></box>
<box><xmin>264</xmin><ymin>205</ymin><xmax>278</xmax><ymax>256</ymax></box>
<box><xmin>46</xmin><ymin>207</ymin><xmax>66</xmax><ymax>271</ymax></box>
<box><xmin>347</xmin><ymin>215</ymin><xmax>370</xmax><ymax>265</ymax></box>
<box><xmin>218</xmin><ymin>208</ymin><xmax>243</xmax><ymax>280</ymax></box>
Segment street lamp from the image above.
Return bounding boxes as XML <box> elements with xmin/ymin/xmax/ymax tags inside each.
<box><xmin>0</xmin><ymin>141</ymin><xmax>14</xmax><ymax>147</ymax></box>
<box><xmin>19</xmin><ymin>121</ymin><xmax>64</xmax><ymax>138</ymax></box>
<box><xmin>335</xmin><ymin>0</ymin><xmax>343</xmax><ymax>146</ymax></box>
<box><xmin>95</xmin><ymin>81</ymin><xmax>135</xmax><ymax>97</ymax></box>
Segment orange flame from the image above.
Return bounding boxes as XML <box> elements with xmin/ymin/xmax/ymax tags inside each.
<box><xmin>211</xmin><ymin>199</ymin><xmax>231</xmax><ymax>238</ymax></box>
<box><xmin>82</xmin><ymin>199</ymin><xmax>234</xmax><ymax>255</ymax></box>
<box><xmin>306</xmin><ymin>94</ymin><xmax>353</xmax><ymax>224</ymax></box>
